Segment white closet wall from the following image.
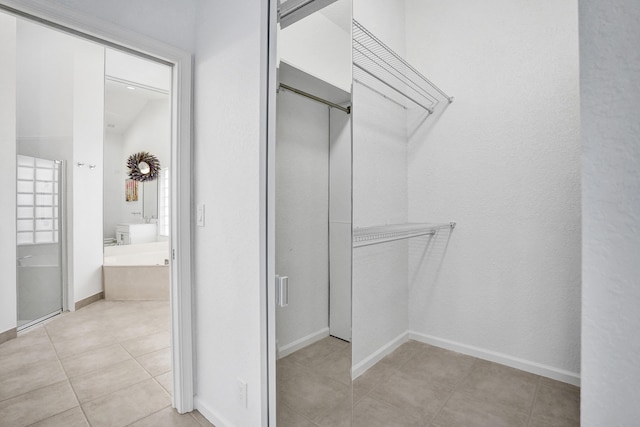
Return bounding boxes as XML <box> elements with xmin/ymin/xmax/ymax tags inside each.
<box><xmin>275</xmin><ymin>90</ymin><xmax>330</xmax><ymax>354</ymax></box>
<box><xmin>352</xmin><ymin>0</ymin><xmax>581</xmax><ymax>383</ymax></box>
<box><xmin>351</xmin><ymin>83</ymin><xmax>409</xmax><ymax>372</ymax></box>
<box><xmin>405</xmin><ymin>0</ymin><xmax>581</xmax><ymax>381</ymax></box>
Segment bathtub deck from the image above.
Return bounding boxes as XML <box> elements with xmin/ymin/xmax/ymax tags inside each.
<box><xmin>103</xmin><ymin>265</ymin><xmax>170</xmax><ymax>301</ymax></box>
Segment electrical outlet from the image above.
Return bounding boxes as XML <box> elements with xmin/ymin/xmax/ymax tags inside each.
<box><xmin>237</xmin><ymin>378</ymin><xmax>248</xmax><ymax>408</ymax></box>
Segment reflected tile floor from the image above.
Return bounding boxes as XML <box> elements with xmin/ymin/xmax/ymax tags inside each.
<box><xmin>279</xmin><ymin>338</ymin><xmax>580</xmax><ymax>427</ymax></box>
<box><xmin>0</xmin><ymin>300</ymin><xmax>214</xmax><ymax>427</ymax></box>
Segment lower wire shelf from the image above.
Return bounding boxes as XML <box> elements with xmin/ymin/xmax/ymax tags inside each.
<box><xmin>353</xmin><ymin>222</ymin><xmax>456</xmax><ymax>248</ymax></box>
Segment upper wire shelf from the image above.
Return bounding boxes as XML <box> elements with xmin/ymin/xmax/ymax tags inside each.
<box><xmin>352</xmin><ymin>20</ymin><xmax>453</xmax><ymax>113</ymax></box>
<box><xmin>353</xmin><ymin>222</ymin><xmax>456</xmax><ymax>248</ymax></box>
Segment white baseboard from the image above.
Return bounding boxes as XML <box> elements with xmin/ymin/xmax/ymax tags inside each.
<box><xmin>408</xmin><ymin>331</ymin><xmax>580</xmax><ymax>387</ymax></box>
<box><xmin>351</xmin><ymin>331</ymin><xmax>409</xmax><ymax>380</ymax></box>
<box><xmin>278</xmin><ymin>327</ymin><xmax>330</xmax><ymax>359</ymax></box>
<box><xmin>194</xmin><ymin>396</ymin><xmax>234</xmax><ymax>427</ymax></box>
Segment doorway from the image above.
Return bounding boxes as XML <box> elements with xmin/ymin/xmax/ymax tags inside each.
<box><xmin>1</xmin><ymin>4</ymin><xmax>194</xmax><ymax>413</ymax></box>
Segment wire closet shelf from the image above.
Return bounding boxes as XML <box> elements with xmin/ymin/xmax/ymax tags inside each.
<box><xmin>352</xmin><ymin>20</ymin><xmax>453</xmax><ymax>113</ymax></box>
<box><xmin>353</xmin><ymin>222</ymin><xmax>456</xmax><ymax>248</ymax></box>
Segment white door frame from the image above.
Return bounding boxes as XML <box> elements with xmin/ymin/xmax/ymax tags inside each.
<box><xmin>0</xmin><ymin>0</ymin><xmax>194</xmax><ymax>413</ymax></box>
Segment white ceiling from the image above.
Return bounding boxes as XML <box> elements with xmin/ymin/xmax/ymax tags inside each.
<box><xmin>104</xmin><ymin>79</ymin><xmax>168</xmax><ymax>133</ymax></box>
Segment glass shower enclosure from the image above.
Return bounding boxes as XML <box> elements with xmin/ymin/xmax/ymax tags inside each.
<box><xmin>16</xmin><ymin>154</ymin><xmax>64</xmax><ymax>330</ymax></box>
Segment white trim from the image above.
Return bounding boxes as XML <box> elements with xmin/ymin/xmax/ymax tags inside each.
<box><xmin>278</xmin><ymin>328</ymin><xmax>330</xmax><ymax>359</ymax></box>
<box><xmin>265</xmin><ymin>0</ymin><xmax>278</xmax><ymax>425</ymax></box>
<box><xmin>408</xmin><ymin>331</ymin><xmax>581</xmax><ymax>387</ymax></box>
<box><xmin>0</xmin><ymin>0</ymin><xmax>195</xmax><ymax>413</ymax></box>
<box><xmin>195</xmin><ymin>396</ymin><xmax>236</xmax><ymax>427</ymax></box>
<box><xmin>351</xmin><ymin>332</ymin><xmax>409</xmax><ymax>380</ymax></box>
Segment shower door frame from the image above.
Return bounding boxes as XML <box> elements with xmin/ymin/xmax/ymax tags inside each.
<box><xmin>0</xmin><ymin>0</ymin><xmax>194</xmax><ymax>414</ymax></box>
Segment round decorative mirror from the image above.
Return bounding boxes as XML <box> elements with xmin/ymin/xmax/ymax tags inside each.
<box><xmin>127</xmin><ymin>152</ymin><xmax>160</xmax><ymax>181</ymax></box>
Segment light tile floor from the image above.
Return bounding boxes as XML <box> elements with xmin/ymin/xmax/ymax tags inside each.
<box><xmin>279</xmin><ymin>338</ymin><xmax>580</xmax><ymax>427</ymax></box>
<box><xmin>0</xmin><ymin>300</ymin><xmax>215</xmax><ymax>427</ymax></box>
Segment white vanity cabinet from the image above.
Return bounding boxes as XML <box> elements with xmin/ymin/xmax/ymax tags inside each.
<box><xmin>116</xmin><ymin>223</ymin><xmax>157</xmax><ymax>245</ymax></box>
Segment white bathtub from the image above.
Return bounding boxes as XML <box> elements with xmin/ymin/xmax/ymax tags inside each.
<box><xmin>103</xmin><ymin>241</ymin><xmax>169</xmax><ymax>266</ymax></box>
<box><xmin>103</xmin><ymin>241</ymin><xmax>169</xmax><ymax>300</ymax></box>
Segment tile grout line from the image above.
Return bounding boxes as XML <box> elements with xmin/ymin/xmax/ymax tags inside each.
<box><xmin>427</xmin><ymin>356</ymin><xmax>479</xmax><ymax>426</ymax></box>
<box><xmin>525</xmin><ymin>376</ymin><xmax>542</xmax><ymax>427</ymax></box>
<box><xmin>43</xmin><ymin>322</ymin><xmax>92</xmax><ymax>427</ymax></box>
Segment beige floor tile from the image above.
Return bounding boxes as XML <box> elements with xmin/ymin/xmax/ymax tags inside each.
<box><xmin>69</xmin><ymin>359</ymin><xmax>150</xmax><ymax>403</ymax></box>
<box><xmin>0</xmin><ymin>340</ymin><xmax>58</xmax><ymax>377</ymax></box>
<box><xmin>29</xmin><ymin>406</ymin><xmax>89</xmax><ymax>427</ymax></box>
<box><xmin>109</xmin><ymin>322</ymin><xmax>166</xmax><ymax>342</ymax></box>
<box><xmin>529</xmin><ymin>415</ymin><xmax>580</xmax><ymax>427</ymax></box>
<box><xmin>0</xmin><ymin>359</ymin><xmax>67</xmax><ymax>401</ymax></box>
<box><xmin>155</xmin><ymin>371</ymin><xmax>173</xmax><ymax>395</ymax></box>
<box><xmin>278</xmin><ymin>361</ymin><xmax>351</xmax><ymax>423</ymax></box>
<box><xmin>368</xmin><ymin>370</ymin><xmax>450</xmax><ymax>423</ymax></box>
<box><xmin>129</xmin><ymin>406</ymin><xmax>202</xmax><ymax>427</ymax></box>
<box><xmin>284</xmin><ymin>336</ymin><xmax>349</xmax><ymax>368</ymax></box>
<box><xmin>310</xmin><ymin>346</ymin><xmax>352</xmax><ymax>386</ymax></box>
<box><xmin>313</xmin><ymin>390</ymin><xmax>352</xmax><ymax>427</ymax></box>
<box><xmin>61</xmin><ymin>344</ymin><xmax>132</xmax><ymax>378</ymax></box>
<box><xmin>277</xmin><ymin>402</ymin><xmax>319</xmax><ymax>427</ymax></box>
<box><xmin>353</xmin><ymin>395</ymin><xmax>422</xmax><ymax>427</ymax></box>
<box><xmin>136</xmin><ymin>347</ymin><xmax>172</xmax><ymax>376</ymax></box>
<box><xmin>353</xmin><ymin>359</ymin><xmax>400</xmax><ymax>403</ymax></box>
<box><xmin>191</xmin><ymin>410</ymin><xmax>217</xmax><ymax>426</ymax></box>
<box><xmin>121</xmin><ymin>330</ymin><xmax>170</xmax><ymax>357</ymax></box>
<box><xmin>45</xmin><ymin>317</ymin><xmax>110</xmax><ymax>344</ymax></box>
<box><xmin>382</xmin><ymin>340</ymin><xmax>425</xmax><ymax>368</ymax></box>
<box><xmin>0</xmin><ymin>326</ymin><xmax>50</xmax><ymax>357</ymax></box>
<box><xmin>0</xmin><ymin>380</ymin><xmax>78</xmax><ymax>427</ymax></box>
<box><xmin>432</xmin><ymin>391</ymin><xmax>529</xmax><ymax>427</ymax></box>
<box><xmin>82</xmin><ymin>378</ymin><xmax>171</xmax><ymax>427</ymax></box>
<box><xmin>457</xmin><ymin>359</ymin><xmax>539</xmax><ymax>413</ymax></box>
<box><xmin>530</xmin><ymin>379</ymin><xmax>580</xmax><ymax>425</ymax></box>
<box><xmin>397</xmin><ymin>345</ymin><xmax>475</xmax><ymax>391</ymax></box>
<box><xmin>52</xmin><ymin>332</ymin><xmax>118</xmax><ymax>359</ymax></box>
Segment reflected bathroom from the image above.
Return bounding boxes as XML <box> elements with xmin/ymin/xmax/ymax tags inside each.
<box><xmin>102</xmin><ymin>49</ymin><xmax>171</xmax><ymax>302</ymax></box>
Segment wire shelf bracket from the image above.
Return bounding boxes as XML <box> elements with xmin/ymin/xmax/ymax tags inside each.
<box><xmin>353</xmin><ymin>20</ymin><xmax>453</xmax><ymax>113</ymax></box>
<box><xmin>353</xmin><ymin>222</ymin><xmax>456</xmax><ymax>248</ymax></box>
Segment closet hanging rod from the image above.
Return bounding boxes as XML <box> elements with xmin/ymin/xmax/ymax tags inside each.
<box><xmin>354</xmin><ymin>78</ymin><xmax>407</xmax><ymax>110</ymax></box>
<box><xmin>353</xmin><ymin>63</ymin><xmax>433</xmax><ymax>113</ymax></box>
<box><xmin>279</xmin><ymin>83</ymin><xmax>351</xmax><ymax>114</ymax></box>
<box><xmin>353</xmin><ymin>222</ymin><xmax>456</xmax><ymax>248</ymax></box>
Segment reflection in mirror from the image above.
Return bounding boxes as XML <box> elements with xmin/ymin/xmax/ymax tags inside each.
<box><xmin>143</xmin><ymin>180</ymin><xmax>158</xmax><ymax>221</ymax></box>
<box><xmin>275</xmin><ymin>0</ymin><xmax>353</xmax><ymax>426</ymax></box>
<box><xmin>138</xmin><ymin>161</ymin><xmax>150</xmax><ymax>174</ymax></box>
<box><xmin>102</xmin><ymin>48</ymin><xmax>170</xmax><ymax>254</ymax></box>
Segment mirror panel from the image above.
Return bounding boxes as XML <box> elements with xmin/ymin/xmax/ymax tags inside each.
<box><xmin>275</xmin><ymin>1</ymin><xmax>353</xmax><ymax>425</ymax></box>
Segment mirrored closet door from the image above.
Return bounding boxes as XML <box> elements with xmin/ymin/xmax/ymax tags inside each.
<box><xmin>274</xmin><ymin>0</ymin><xmax>353</xmax><ymax>425</ymax></box>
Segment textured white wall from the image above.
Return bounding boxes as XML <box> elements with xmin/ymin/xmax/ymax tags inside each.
<box><xmin>351</xmin><ymin>81</ymin><xmax>409</xmax><ymax>368</ymax></box>
<box><xmin>275</xmin><ymin>90</ymin><xmax>329</xmax><ymax>351</ymax></box>
<box><xmin>580</xmin><ymin>0</ymin><xmax>640</xmax><ymax>424</ymax></box>
<box><xmin>193</xmin><ymin>0</ymin><xmax>268</xmax><ymax>425</ymax></box>
<box><xmin>406</xmin><ymin>0</ymin><xmax>581</xmax><ymax>380</ymax></box>
<box><xmin>71</xmin><ymin>41</ymin><xmax>105</xmax><ymax>303</ymax></box>
<box><xmin>0</xmin><ymin>13</ymin><xmax>17</xmax><ymax>335</ymax></box>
